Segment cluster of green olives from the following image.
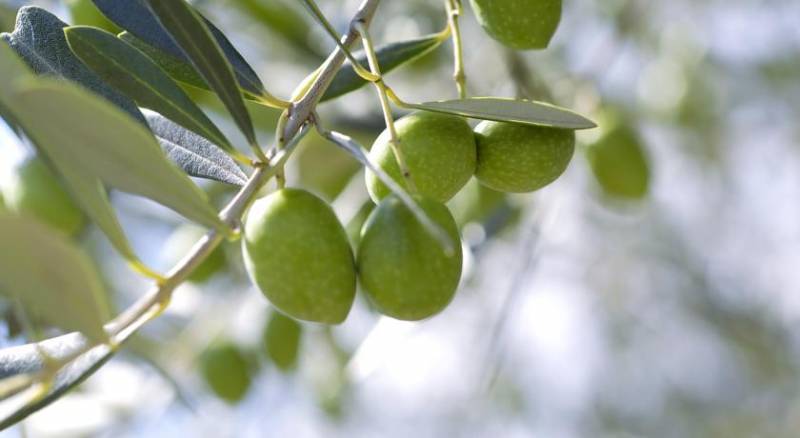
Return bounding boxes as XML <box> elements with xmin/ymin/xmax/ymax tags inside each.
<box><xmin>242</xmin><ymin>111</ymin><xmax>575</xmax><ymax>324</ymax></box>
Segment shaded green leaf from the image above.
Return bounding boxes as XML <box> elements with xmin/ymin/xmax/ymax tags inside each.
<box><xmin>119</xmin><ymin>31</ymin><xmax>207</xmax><ymax>90</ymax></box>
<box><xmin>406</xmin><ymin>97</ymin><xmax>597</xmax><ymax>130</ymax></box>
<box><xmin>65</xmin><ymin>25</ymin><xmax>234</xmax><ymax>152</ymax></box>
<box><xmin>0</xmin><ymin>214</ymin><xmax>109</xmax><ymax>343</ymax></box>
<box><xmin>322</xmin><ymin>33</ymin><xmax>446</xmax><ymax>102</ymax></box>
<box><xmin>9</xmin><ymin>79</ymin><xmax>223</xmax><ymax>229</ymax></box>
<box><xmin>0</xmin><ymin>6</ymin><xmax>145</xmax><ymax>124</ymax></box>
<box><xmin>263</xmin><ymin>311</ymin><xmax>302</xmax><ymax>372</ymax></box>
<box><xmin>146</xmin><ymin>112</ymin><xmax>248</xmax><ymax>186</ymax></box>
<box><xmin>143</xmin><ymin>0</ymin><xmax>257</xmax><ymax>146</ymax></box>
<box><xmin>92</xmin><ymin>0</ymin><xmax>266</xmax><ymax>96</ymax></box>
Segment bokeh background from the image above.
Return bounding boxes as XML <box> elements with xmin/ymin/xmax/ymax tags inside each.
<box><xmin>1</xmin><ymin>0</ymin><xmax>800</xmax><ymax>436</ymax></box>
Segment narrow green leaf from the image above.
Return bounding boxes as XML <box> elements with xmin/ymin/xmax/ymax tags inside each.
<box><xmin>92</xmin><ymin>0</ymin><xmax>266</xmax><ymax>96</ymax></box>
<box><xmin>322</xmin><ymin>34</ymin><xmax>446</xmax><ymax>102</ymax></box>
<box><xmin>0</xmin><ymin>214</ymin><xmax>109</xmax><ymax>343</ymax></box>
<box><xmin>10</xmin><ymin>79</ymin><xmax>224</xmax><ymax>230</ymax></box>
<box><xmin>1</xmin><ymin>6</ymin><xmax>145</xmax><ymax>124</ymax></box>
<box><xmin>0</xmin><ymin>39</ymin><xmax>140</xmax><ymax>264</ymax></box>
<box><xmin>143</xmin><ymin>0</ymin><xmax>257</xmax><ymax>146</ymax></box>
<box><xmin>406</xmin><ymin>98</ymin><xmax>597</xmax><ymax>130</ymax></box>
<box><xmin>119</xmin><ymin>31</ymin><xmax>208</xmax><ymax>90</ymax></box>
<box><xmin>65</xmin><ymin>25</ymin><xmax>234</xmax><ymax>153</ymax></box>
<box><xmin>146</xmin><ymin>112</ymin><xmax>249</xmax><ymax>186</ymax></box>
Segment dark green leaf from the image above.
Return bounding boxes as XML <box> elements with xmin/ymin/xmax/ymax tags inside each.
<box><xmin>143</xmin><ymin>0</ymin><xmax>257</xmax><ymax>146</ymax></box>
<box><xmin>65</xmin><ymin>25</ymin><xmax>234</xmax><ymax>152</ymax></box>
<box><xmin>323</xmin><ymin>33</ymin><xmax>446</xmax><ymax>102</ymax></box>
<box><xmin>9</xmin><ymin>79</ymin><xmax>224</xmax><ymax>230</ymax></box>
<box><xmin>0</xmin><ymin>214</ymin><xmax>109</xmax><ymax>343</ymax></box>
<box><xmin>406</xmin><ymin>97</ymin><xmax>597</xmax><ymax>130</ymax></box>
<box><xmin>92</xmin><ymin>0</ymin><xmax>265</xmax><ymax>96</ymax></box>
<box><xmin>0</xmin><ymin>6</ymin><xmax>145</xmax><ymax>124</ymax></box>
<box><xmin>146</xmin><ymin>112</ymin><xmax>249</xmax><ymax>186</ymax></box>
<box><xmin>119</xmin><ymin>31</ymin><xmax>208</xmax><ymax>90</ymax></box>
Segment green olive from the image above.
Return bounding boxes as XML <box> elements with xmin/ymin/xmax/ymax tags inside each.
<box><xmin>357</xmin><ymin>195</ymin><xmax>462</xmax><ymax>321</ymax></box>
<box><xmin>586</xmin><ymin>113</ymin><xmax>650</xmax><ymax>200</ymax></box>
<box><xmin>242</xmin><ymin>188</ymin><xmax>356</xmax><ymax>324</ymax></box>
<box><xmin>2</xmin><ymin>157</ymin><xmax>86</xmax><ymax>236</ymax></box>
<box><xmin>200</xmin><ymin>342</ymin><xmax>252</xmax><ymax>403</ymax></box>
<box><xmin>470</xmin><ymin>0</ymin><xmax>562</xmax><ymax>50</ymax></box>
<box><xmin>365</xmin><ymin>111</ymin><xmax>476</xmax><ymax>203</ymax></box>
<box><xmin>474</xmin><ymin>121</ymin><xmax>575</xmax><ymax>193</ymax></box>
<box><xmin>263</xmin><ymin>310</ymin><xmax>302</xmax><ymax>372</ymax></box>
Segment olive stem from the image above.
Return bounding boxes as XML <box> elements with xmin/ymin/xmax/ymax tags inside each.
<box><xmin>353</xmin><ymin>21</ymin><xmax>419</xmax><ymax>194</ymax></box>
<box><xmin>300</xmin><ymin>0</ymin><xmax>380</xmax><ymax>83</ymax></box>
<box><xmin>315</xmin><ymin>125</ymin><xmax>455</xmax><ymax>255</ymax></box>
<box><xmin>0</xmin><ymin>0</ymin><xmax>383</xmax><ymax>426</ymax></box>
<box><xmin>445</xmin><ymin>0</ymin><xmax>468</xmax><ymax>98</ymax></box>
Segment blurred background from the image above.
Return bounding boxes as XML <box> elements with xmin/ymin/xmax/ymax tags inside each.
<box><xmin>1</xmin><ymin>0</ymin><xmax>799</xmax><ymax>436</ymax></box>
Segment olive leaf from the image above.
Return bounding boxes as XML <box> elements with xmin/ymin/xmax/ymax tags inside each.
<box><xmin>405</xmin><ymin>97</ymin><xmax>597</xmax><ymax>130</ymax></box>
<box><xmin>9</xmin><ymin>79</ymin><xmax>224</xmax><ymax>230</ymax></box>
<box><xmin>0</xmin><ymin>39</ymin><xmax>142</xmax><ymax>265</ymax></box>
<box><xmin>92</xmin><ymin>0</ymin><xmax>265</xmax><ymax>97</ymax></box>
<box><xmin>119</xmin><ymin>31</ymin><xmax>208</xmax><ymax>91</ymax></box>
<box><xmin>145</xmin><ymin>112</ymin><xmax>249</xmax><ymax>186</ymax></box>
<box><xmin>0</xmin><ymin>6</ymin><xmax>145</xmax><ymax>124</ymax></box>
<box><xmin>0</xmin><ymin>214</ymin><xmax>110</xmax><ymax>343</ymax></box>
<box><xmin>0</xmin><ymin>333</ymin><xmax>114</xmax><ymax>428</ymax></box>
<box><xmin>322</xmin><ymin>33</ymin><xmax>446</xmax><ymax>102</ymax></box>
<box><xmin>0</xmin><ymin>4</ymin><xmax>16</xmax><ymax>32</ymax></box>
<box><xmin>65</xmin><ymin>26</ymin><xmax>235</xmax><ymax>153</ymax></box>
<box><xmin>142</xmin><ymin>0</ymin><xmax>258</xmax><ymax>148</ymax></box>
<box><xmin>231</xmin><ymin>0</ymin><xmax>322</xmax><ymax>59</ymax></box>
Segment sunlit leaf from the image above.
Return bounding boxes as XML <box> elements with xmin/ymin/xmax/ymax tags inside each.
<box><xmin>0</xmin><ymin>6</ymin><xmax>144</xmax><ymax>123</ymax></box>
<box><xmin>92</xmin><ymin>0</ymin><xmax>265</xmax><ymax>96</ymax></box>
<box><xmin>322</xmin><ymin>33</ymin><xmax>446</xmax><ymax>102</ymax></box>
<box><xmin>66</xmin><ymin>0</ymin><xmax>120</xmax><ymax>33</ymax></box>
<box><xmin>0</xmin><ymin>214</ymin><xmax>109</xmax><ymax>343</ymax></box>
<box><xmin>65</xmin><ymin>25</ymin><xmax>234</xmax><ymax>152</ymax></box>
<box><xmin>142</xmin><ymin>0</ymin><xmax>258</xmax><ymax>147</ymax></box>
<box><xmin>10</xmin><ymin>80</ymin><xmax>223</xmax><ymax>229</ymax></box>
<box><xmin>146</xmin><ymin>112</ymin><xmax>249</xmax><ymax>186</ymax></box>
<box><xmin>0</xmin><ymin>39</ymin><xmax>141</xmax><ymax>264</ymax></box>
<box><xmin>406</xmin><ymin>97</ymin><xmax>597</xmax><ymax>130</ymax></box>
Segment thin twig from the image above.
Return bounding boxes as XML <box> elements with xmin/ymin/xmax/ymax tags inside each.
<box><xmin>445</xmin><ymin>0</ymin><xmax>467</xmax><ymax>98</ymax></box>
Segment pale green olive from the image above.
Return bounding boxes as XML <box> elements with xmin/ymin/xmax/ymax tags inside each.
<box><xmin>242</xmin><ymin>188</ymin><xmax>356</xmax><ymax>324</ymax></box>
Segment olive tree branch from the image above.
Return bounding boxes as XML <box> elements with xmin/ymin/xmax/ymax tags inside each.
<box><xmin>0</xmin><ymin>0</ymin><xmax>382</xmax><ymax>428</ymax></box>
<box><xmin>352</xmin><ymin>21</ymin><xmax>418</xmax><ymax>194</ymax></box>
<box><xmin>445</xmin><ymin>0</ymin><xmax>468</xmax><ymax>98</ymax></box>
